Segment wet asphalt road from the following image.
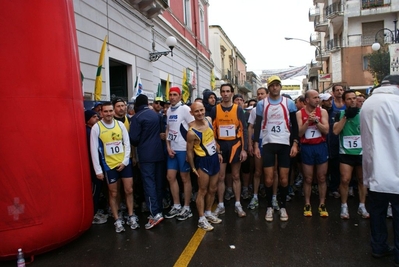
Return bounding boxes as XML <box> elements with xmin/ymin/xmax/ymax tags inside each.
<box><xmin>1</xmin><ymin>192</ymin><xmax>395</xmax><ymax>267</ymax></box>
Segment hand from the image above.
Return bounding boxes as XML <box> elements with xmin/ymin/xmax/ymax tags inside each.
<box><xmin>218</xmin><ymin>154</ymin><xmax>223</xmax><ymax>164</ymax></box>
<box><xmin>160</xmin><ymin>133</ymin><xmax>166</xmax><ymax>140</ymax></box>
<box><xmin>116</xmin><ymin>164</ymin><xmax>125</xmax><ymax>171</ymax></box>
<box><xmin>167</xmin><ymin>147</ymin><xmax>176</xmax><ymax>158</ymax></box>
<box><xmin>254</xmin><ymin>146</ymin><xmax>261</xmax><ymax>159</ymax></box>
<box><xmin>240</xmin><ymin>150</ymin><xmax>247</xmax><ymax>162</ymax></box>
<box><xmin>248</xmin><ymin>143</ymin><xmax>254</xmax><ymax>156</ymax></box>
<box><xmin>96</xmin><ymin>173</ymin><xmax>104</xmax><ymax>181</ymax></box>
<box><xmin>290</xmin><ymin>144</ymin><xmax>298</xmax><ymax>158</ymax></box>
<box><xmin>192</xmin><ymin>168</ymin><xmax>199</xmax><ymax>178</ymax></box>
<box><xmin>345</xmin><ymin>107</ymin><xmax>360</xmax><ymax>119</ymax></box>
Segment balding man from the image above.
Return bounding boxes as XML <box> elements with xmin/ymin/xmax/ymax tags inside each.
<box><xmin>296</xmin><ymin>90</ymin><xmax>329</xmax><ymax>217</ymax></box>
<box><xmin>186</xmin><ymin>102</ymin><xmax>223</xmax><ymax>231</ymax></box>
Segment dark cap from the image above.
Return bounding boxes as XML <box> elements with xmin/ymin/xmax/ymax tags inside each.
<box><xmin>85</xmin><ymin>110</ymin><xmax>98</xmax><ymax>123</ymax></box>
<box><xmin>135</xmin><ymin>94</ymin><xmax>148</xmax><ymax>107</ymax></box>
<box><xmin>233</xmin><ymin>94</ymin><xmax>244</xmax><ymax>102</ymax></box>
<box><xmin>112</xmin><ymin>97</ymin><xmax>125</xmax><ymax>106</ymax></box>
<box><xmin>381</xmin><ymin>75</ymin><xmax>399</xmax><ymax>85</ymax></box>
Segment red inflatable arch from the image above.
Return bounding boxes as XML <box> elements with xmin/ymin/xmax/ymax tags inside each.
<box><xmin>0</xmin><ymin>0</ymin><xmax>93</xmax><ymax>260</ymax></box>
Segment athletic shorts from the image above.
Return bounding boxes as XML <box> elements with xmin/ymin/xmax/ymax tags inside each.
<box><xmin>195</xmin><ymin>153</ymin><xmax>220</xmax><ymax>176</ymax></box>
<box><xmin>167</xmin><ymin>151</ymin><xmax>191</xmax><ymax>172</ymax></box>
<box><xmin>339</xmin><ymin>154</ymin><xmax>362</xmax><ymax>166</ymax></box>
<box><xmin>241</xmin><ymin>156</ymin><xmax>250</xmax><ymax>174</ymax></box>
<box><xmin>104</xmin><ymin>163</ymin><xmax>133</xmax><ymax>184</ymax></box>
<box><xmin>301</xmin><ymin>142</ymin><xmax>328</xmax><ymax>165</ymax></box>
<box><xmin>262</xmin><ymin>143</ymin><xmax>291</xmax><ymax>168</ymax></box>
<box><xmin>219</xmin><ymin>139</ymin><xmax>242</xmax><ymax>164</ymax></box>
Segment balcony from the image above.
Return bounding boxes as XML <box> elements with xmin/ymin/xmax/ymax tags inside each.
<box><xmin>126</xmin><ymin>0</ymin><xmax>168</xmax><ymax>19</ymax></box>
<box><xmin>326</xmin><ymin>38</ymin><xmax>341</xmax><ymax>51</ymax></box>
<box><xmin>222</xmin><ymin>69</ymin><xmax>232</xmax><ymax>82</ymax></box>
<box><xmin>310</xmin><ymin>33</ymin><xmax>321</xmax><ymax>45</ymax></box>
<box><xmin>326</xmin><ymin>3</ymin><xmax>344</xmax><ymax>20</ymax></box>
<box><xmin>315</xmin><ymin>48</ymin><xmax>329</xmax><ymax>61</ymax></box>
<box><xmin>309</xmin><ymin>7</ymin><xmax>320</xmax><ymax>22</ymax></box>
<box><xmin>313</xmin><ymin>0</ymin><xmax>326</xmax><ymax>3</ymax></box>
<box><xmin>309</xmin><ymin>60</ymin><xmax>322</xmax><ymax>71</ymax></box>
<box><xmin>362</xmin><ymin>0</ymin><xmax>390</xmax><ymax>9</ymax></box>
<box><xmin>238</xmin><ymin>81</ymin><xmax>252</xmax><ymax>92</ymax></box>
<box><xmin>314</xmin><ymin>17</ymin><xmax>328</xmax><ymax>32</ymax></box>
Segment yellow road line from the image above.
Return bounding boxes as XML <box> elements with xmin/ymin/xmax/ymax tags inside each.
<box><xmin>173</xmin><ymin>228</ymin><xmax>206</xmax><ymax>267</ymax></box>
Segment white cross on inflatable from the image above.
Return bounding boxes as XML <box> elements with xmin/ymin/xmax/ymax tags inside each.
<box><xmin>8</xmin><ymin>197</ymin><xmax>25</xmax><ymax>220</ymax></box>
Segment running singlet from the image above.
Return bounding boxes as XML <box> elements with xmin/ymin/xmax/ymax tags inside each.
<box><xmin>300</xmin><ymin>107</ymin><xmax>326</xmax><ymax>145</ymax></box>
<box><xmin>213</xmin><ymin>104</ymin><xmax>242</xmax><ymax>141</ymax></box>
<box><xmin>190</xmin><ymin>119</ymin><xmax>217</xmax><ymax>157</ymax></box>
<box><xmin>261</xmin><ymin>97</ymin><xmax>291</xmax><ymax>146</ymax></box>
<box><xmin>338</xmin><ymin>111</ymin><xmax>362</xmax><ymax>155</ymax></box>
<box><xmin>167</xmin><ymin>104</ymin><xmax>194</xmax><ymax>151</ymax></box>
<box><xmin>98</xmin><ymin>120</ymin><xmax>125</xmax><ymax>170</ymax></box>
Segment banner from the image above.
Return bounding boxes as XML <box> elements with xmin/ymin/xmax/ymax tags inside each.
<box><xmin>389</xmin><ymin>43</ymin><xmax>399</xmax><ymax>75</ymax></box>
<box><xmin>94</xmin><ymin>36</ymin><xmax>107</xmax><ymax>101</ymax></box>
<box><xmin>165</xmin><ymin>74</ymin><xmax>170</xmax><ymax>101</ymax></box>
<box><xmin>133</xmin><ymin>73</ymin><xmax>143</xmax><ymax>99</ymax></box>
<box><xmin>211</xmin><ymin>69</ymin><xmax>215</xmax><ymax>90</ymax></box>
<box><xmin>182</xmin><ymin>68</ymin><xmax>190</xmax><ymax>103</ymax></box>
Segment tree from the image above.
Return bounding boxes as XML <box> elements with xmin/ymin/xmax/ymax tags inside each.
<box><xmin>367</xmin><ymin>45</ymin><xmax>390</xmax><ymax>85</ymax></box>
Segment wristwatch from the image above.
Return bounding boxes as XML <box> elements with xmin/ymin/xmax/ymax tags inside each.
<box><xmin>314</xmin><ymin>118</ymin><xmax>319</xmax><ymax>124</ymax></box>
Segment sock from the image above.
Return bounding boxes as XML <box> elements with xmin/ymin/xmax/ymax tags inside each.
<box><xmin>253</xmin><ymin>194</ymin><xmax>258</xmax><ymax>199</ymax></box>
<box><xmin>272</xmin><ymin>194</ymin><xmax>277</xmax><ymax>201</ymax></box>
<box><xmin>341</xmin><ymin>203</ymin><xmax>347</xmax><ymax>208</ymax></box>
<box><xmin>280</xmin><ymin>186</ymin><xmax>288</xmax><ymax>209</ymax></box>
<box><xmin>359</xmin><ymin>203</ymin><xmax>365</xmax><ymax>209</ymax></box>
<box><xmin>218</xmin><ymin>202</ymin><xmax>224</xmax><ymax>208</ymax></box>
<box><xmin>184</xmin><ymin>205</ymin><xmax>190</xmax><ymax>211</ymax></box>
<box><xmin>266</xmin><ymin>186</ymin><xmax>273</xmax><ymax>207</ymax></box>
<box><xmin>204</xmin><ymin>210</ymin><xmax>212</xmax><ymax>216</ymax></box>
<box><xmin>235</xmin><ymin>201</ymin><xmax>241</xmax><ymax>207</ymax></box>
<box><xmin>199</xmin><ymin>216</ymin><xmax>206</xmax><ymax>221</ymax></box>
<box><xmin>173</xmin><ymin>204</ymin><xmax>182</xmax><ymax>209</ymax></box>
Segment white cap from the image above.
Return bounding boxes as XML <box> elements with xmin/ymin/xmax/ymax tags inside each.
<box><xmin>319</xmin><ymin>93</ymin><xmax>332</xmax><ymax>101</ymax></box>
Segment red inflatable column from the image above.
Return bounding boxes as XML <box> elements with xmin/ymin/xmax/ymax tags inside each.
<box><xmin>0</xmin><ymin>0</ymin><xmax>93</xmax><ymax>260</ymax></box>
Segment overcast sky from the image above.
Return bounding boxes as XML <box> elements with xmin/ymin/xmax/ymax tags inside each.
<box><xmin>208</xmin><ymin>0</ymin><xmax>316</xmax><ymax>74</ymax></box>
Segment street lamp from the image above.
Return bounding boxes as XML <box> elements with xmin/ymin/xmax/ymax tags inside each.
<box><xmin>149</xmin><ymin>36</ymin><xmax>177</xmax><ymax>62</ymax></box>
<box><xmin>371</xmin><ymin>19</ymin><xmax>398</xmax><ymax>51</ymax></box>
<box><xmin>285</xmin><ymin>37</ymin><xmax>323</xmax><ymax>92</ymax></box>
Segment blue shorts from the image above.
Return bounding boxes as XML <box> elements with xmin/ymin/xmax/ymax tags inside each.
<box><xmin>104</xmin><ymin>163</ymin><xmax>133</xmax><ymax>184</ymax></box>
<box><xmin>301</xmin><ymin>143</ymin><xmax>329</xmax><ymax>165</ymax></box>
<box><xmin>167</xmin><ymin>151</ymin><xmax>190</xmax><ymax>172</ymax></box>
<box><xmin>195</xmin><ymin>153</ymin><xmax>220</xmax><ymax>176</ymax></box>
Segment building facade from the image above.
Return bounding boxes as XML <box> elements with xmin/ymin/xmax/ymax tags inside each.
<box><xmin>74</xmin><ymin>0</ymin><xmax>213</xmax><ymax>102</ymax></box>
<box><xmin>309</xmin><ymin>0</ymin><xmax>399</xmax><ymax>93</ymax></box>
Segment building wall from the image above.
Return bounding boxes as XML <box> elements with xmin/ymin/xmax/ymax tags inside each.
<box><xmin>74</xmin><ymin>0</ymin><xmax>212</xmax><ymax>102</ymax></box>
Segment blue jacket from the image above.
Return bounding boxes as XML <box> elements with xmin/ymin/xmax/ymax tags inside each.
<box><xmin>129</xmin><ymin>106</ymin><xmax>164</xmax><ymax>163</ymax></box>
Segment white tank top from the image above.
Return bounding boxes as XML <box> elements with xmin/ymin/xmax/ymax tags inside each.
<box><xmin>261</xmin><ymin>97</ymin><xmax>291</xmax><ymax>146</ymax></box>
<box><xmin>167</xmin><ymin>104</ymin><xmax>194</xmax><ymax>151</ymax></box>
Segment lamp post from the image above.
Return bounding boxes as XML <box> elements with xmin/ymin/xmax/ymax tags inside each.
<box><xmin>149</xmin><ymin>36</ymin><xmax>177</xmax><ymax>62</ymax></box>
<box><xmin>285</xmin><ymin>37</ymin><xmax>323</xmax><ymax>92</ymax></box>
<box><xmin>371</xmin><ymin>19</ymin><xmax>398</xmax><ymax>51</ymax></box>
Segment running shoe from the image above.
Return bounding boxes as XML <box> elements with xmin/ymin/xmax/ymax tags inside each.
<box><xmin>205</xmin><ymin>214</ymin><xmax>222</xmax><ymax>224</ymax></box>
<box><xmin>145</xmin><ymin>213</ymin><xmax>164</xmax><ymax>230</ymax></box>
<box><xmin>241</xmin><ymin>188</ymin><xmax>251</xmax><ymax>200</ymax></box>
<box><xmin>332</xmin><ymin>191</ymin><xmax>341</xmax><ymax>199</ymax></box>
<box><xmin>279</xmin><ymin>208</ymin><xmax>288</xmax><ymax>221</ymax></box>
<box><xmin>303</xmin><ymin>204</ymin><xmax>312</xmax><ymax>217</ymax></box>
<box><xmin>114</xmin><ymin>218</ymin><xmax>125</xmax><ymax>233</ymax></box>
<box><xmin>198</xmin><ymin>218</ymin><xmax>214</xmax><ymax>231</ymax></box>
<box><xmin>357</xmin><ymin>206</ymin><xmax>370</xmax><ymax>219</ymax></box>
<box><xmin>224</xmin><ymin>189</ymin><xmax>234</xmax><ymax>201</ymax></box>
<box><xmin>247</xmin><ymin>197</ymin><xmax>259</xmax><ymax>210</ymax></box>
<box><xmin>259</xmin><ymin>186</ymin><xmax>267</xmax><ymax>198</ymax></box>
<box><xmin>212</xmin><ymin>205</ymin><xmax>225</xmax><ymax>216</ymax></box>
<box><xmin>272</xmin><ymin>198</ymin><xmax>280</xmax><ymax>211</ymax></box>
<box><xmin>294</xmin><ymin>174</ymin><xmax>303</xmax><ymax>187</ymax></box>
<box><xmin>176</xmin><ymin>208</ymin><xmax>193</xmax><ymax>221</ymax></box>
<box><xmin>235</xmin><ymin>204</ymin><xmax>246</xmax><ymax>217</ymax></box>
<box><xmin>387</xmin><ymin>203</ymin><xmax>393</xmax><ymax>218</ymax></box>
<box><xmin>340</xmin><ymin>205</ymin><xmax>350</xmax><ymax>219</ymax></box>
<box><xmin>318</xmin><ymin>204</ymin><xmax>329</xmax><ymax>217</ymax></box>
<box><xmin>92</xmin><ymin>213</ymin><xmax>107</xmax><ymax>225</ymax></box>
<box><xmin>348</xmin><ymin>187</ymin><xmax>354</xmax><ymax>197</ymax></box>
<box><xmin>127</xmin><ymin>215</ymin><xmax>140</xmax><ymax>229</ymax></box>
<box><xmin>288</xmin><ymin>186</ymin><xmax>295</xmax><ymax>196</ymax></box>
<box><xmin>265</xmin><ymin>207</ymin><xmax>274</xmax><ymax>222</ymax></box>
<box><xmin>165</xmin><ymin>206</ymin><xmax>182</xmax><ymax>219</ymax></box>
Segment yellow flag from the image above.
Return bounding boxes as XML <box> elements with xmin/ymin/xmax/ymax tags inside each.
<box><xmin>94</xmin><ymin>36</ymin><xmax>107</xmax><ymax>101</ymax></box>
<box><xmin>373</xmin><ymin>76</ymin><xmax>379</xmax><ymax>87</ymax></box>
<box><xmin>182</xmin><ymin>68</ymin><xmax>190</xmax><ymax>103</ymax></box>
<box><xmin>211</xmin><ymin>69</ymin><xmax>215</xmax><ymax>90</ymax></box>
<box><xmin>165</xmin><ymin>74</ymin><xmax>170</xmax><ymax>101</ymax></box>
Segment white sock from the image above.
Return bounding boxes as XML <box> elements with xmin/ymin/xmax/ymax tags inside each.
<box><xmin>359</xmin><ymin>203</ymin><xmax>365</xmax><ymax>209</ymax></box>
<box><xmin>184</xmin><ymin>205</ymin><xmax>190</xmax><ymax>211</ymax></box>
<box><xmin>174</xmin><ymin>204</ymin><xmax>182</xmax><ymax>209</ymax></box>
<box><xmin>204</xmin><ymin>210</ymin><xmax>212</xmax><ymax>216</ymax></box>
<box><xmin>235</xmin><ymin>201</ymin><xmax>241</xmax><ymax>207</ymax></box>
<box><xmin>341</xmin><ymin>203</ymin><xmax>348</xmax><ymax>208</ymax></box>
<box><xmin>199</xmin><ymin>216</ymin><xmax>206</xmax><ymax>221</ymax></box>
<box><xmin>253</xmin><ymin>194</ymin><xmax>258</xmax><ymax>199</ymax></box>
<box><xmin>218</xmin><ymin>202</ymin><xmax>224</xmax><ymax>208</ymax></box>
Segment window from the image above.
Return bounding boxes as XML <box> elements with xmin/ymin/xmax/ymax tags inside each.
<box><xmin>363</xmin><ymin>56</ymin><xmax>369</xmax><ymax>71</ymax></box>
<box><xmin>199</xmin><ymin>4</ymin><xmax>205</xmax><ymax>43</ymax></box>
<box><xmin>184</xmin><ymin>0</ymin><xmax>192</xmax><ymax>30</ymax></box>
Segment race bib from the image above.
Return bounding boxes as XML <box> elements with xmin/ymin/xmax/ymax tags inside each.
<box><xmin>205</xmin><ymin>139</ymin><xmax>217</xmax><ymax>156</ymax></box>
<box><xmin>343</xmin><ymin>135</ymin><xmax>362</xmax><ymax>149</ymax></box>
<box><xmin>219</xmin><ymin>125</ymin><xmax>236</xmax><ymax>138</ymax></box>
<box><xmin>305</xmin><ymin>125</ymin><xmax>322</xmax><ymax>139</ymax></box>
<box><xmin>167</xmin><ymin>130</ymin><xmax>178</xmax><ymax>141</ymax></box>
<box><xmin>265</xmin><ymin>122</ymin><xmax>286</xmax><ymax>134</ymax></box>
<box><xmin>105</xmin><ymin>141</ymin><xmax>124</xmax><ymax>155</ymax></box>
